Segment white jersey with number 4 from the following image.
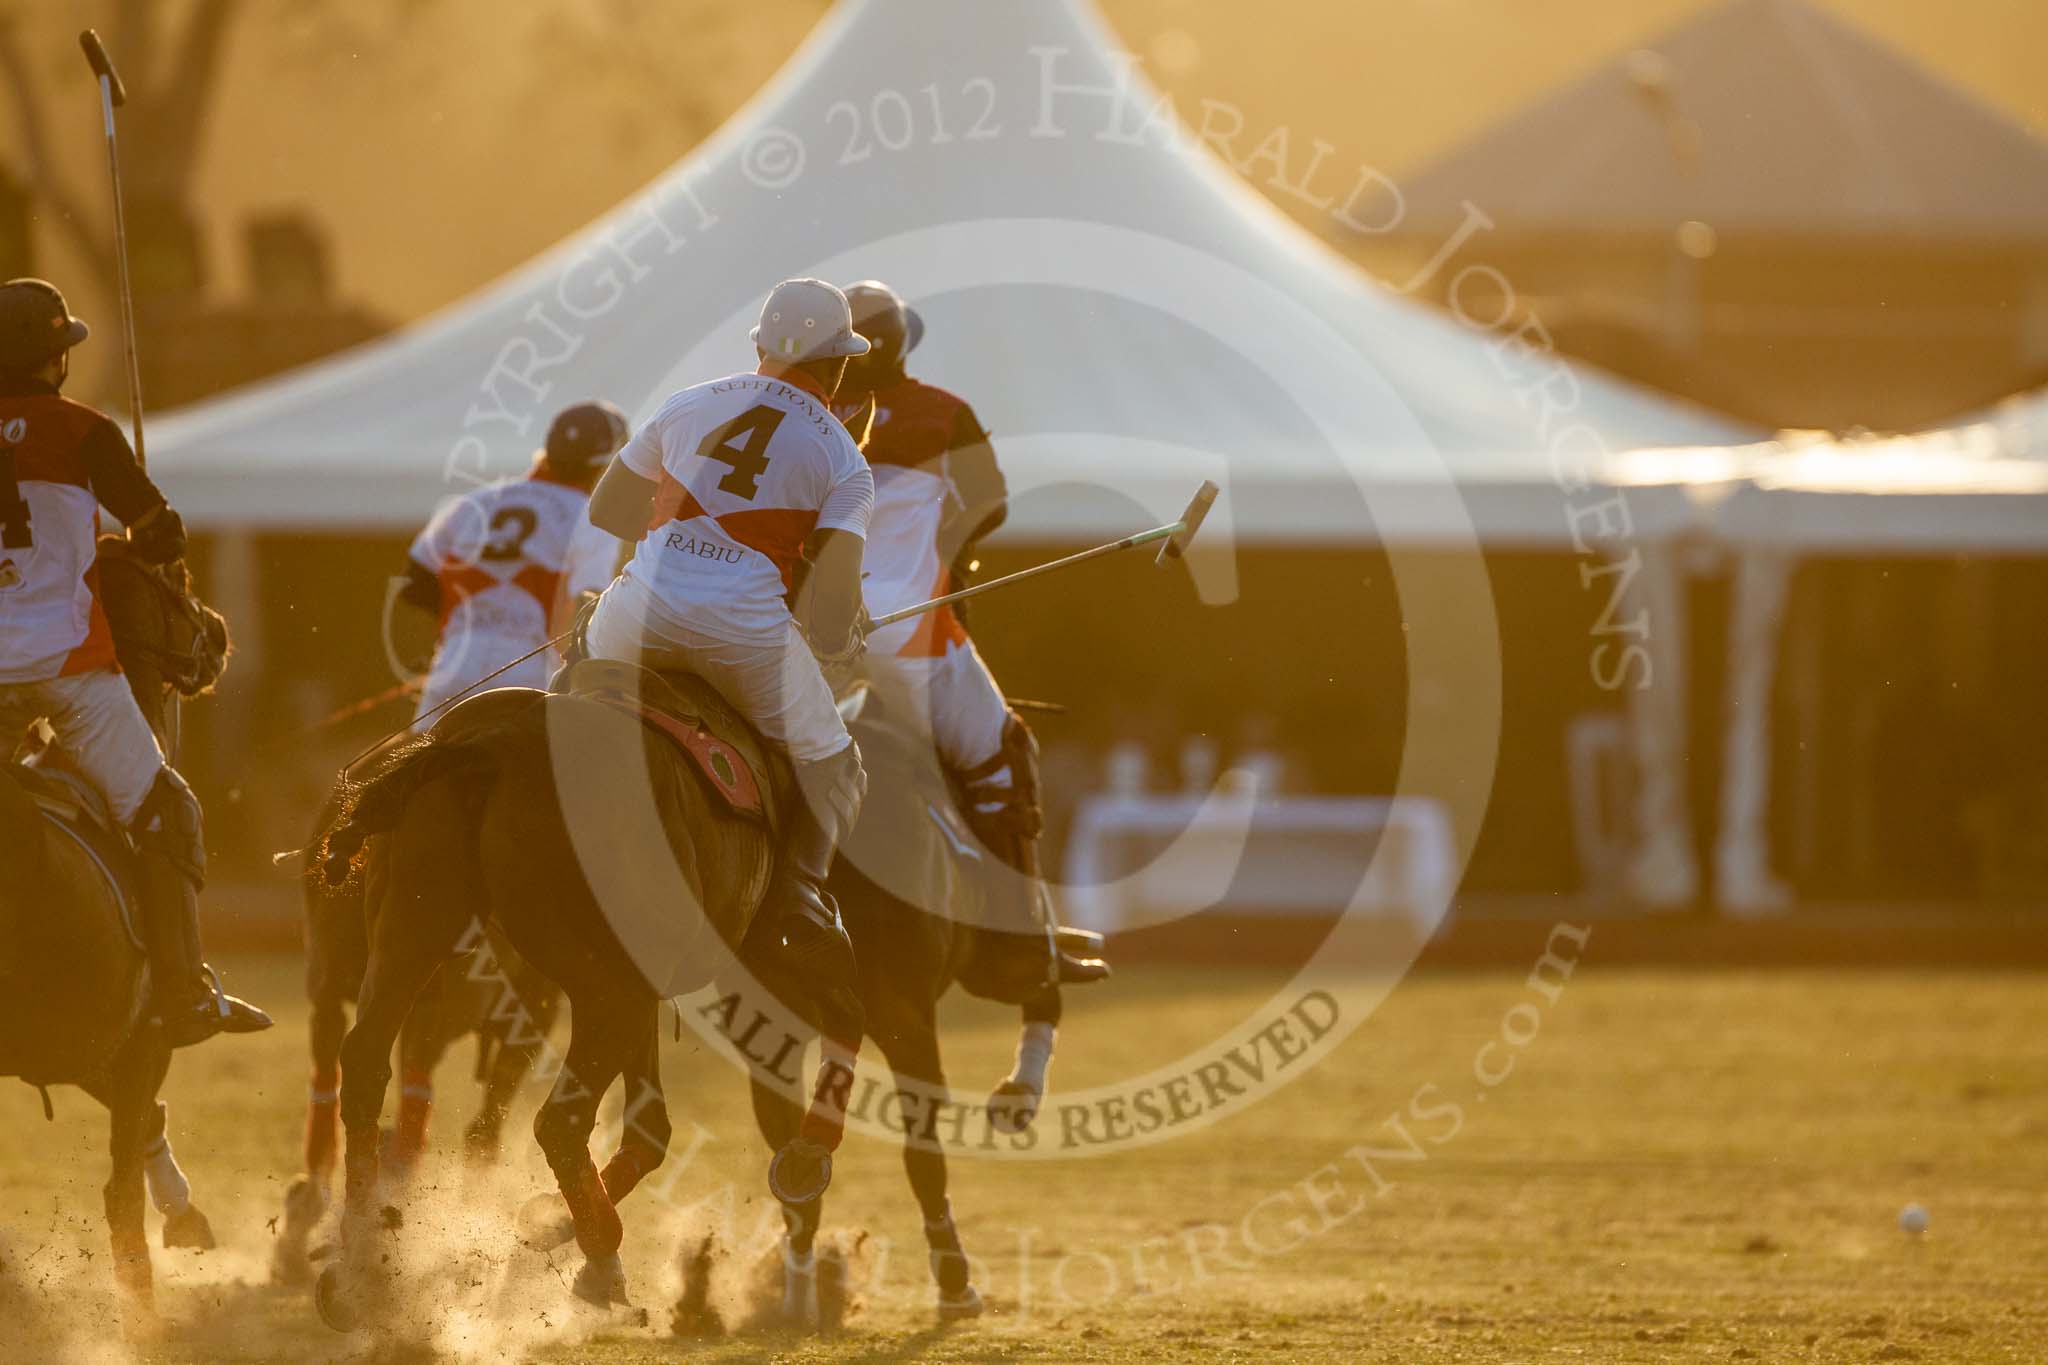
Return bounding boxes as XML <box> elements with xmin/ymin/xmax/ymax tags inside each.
<box><xmin>614</xmin><ymin>369</ymin><xmax>874</xmax><ymax>644</ymax></box>
<box><xmin>409</xmin><ymin>473</ymin><xmax>613</xmax><ymax>704</ymax></box>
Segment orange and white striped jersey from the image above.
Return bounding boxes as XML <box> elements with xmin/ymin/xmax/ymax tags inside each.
<box><xmin>408</xmin><ymin>471</ymin><xmax>613</xmax><ymax>697</ymax></box>
<box><xmin>833</xmin><ymin>376</ymin><xmax>1004</xmax><ymax>659</ymax></box>
<box><xmin>615</xmin><ymin>365</ymin><xmax>873</xmax><ymax>645</ymax></box>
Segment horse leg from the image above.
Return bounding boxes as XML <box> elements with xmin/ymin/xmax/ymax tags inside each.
<box><xmin>987</xmin><ymin>982</ymin><xmax>1061</xmax><ymax>1134</ymax></box>
<box><xmin>873</xmin><ymin>997</ymin><xmax>982</xmax><ymax>1319</ymax></box>
<box><xmin>318</xmin><ymin>891</ymin><xmax>467</xmax><ymax>1330</ymax></box>
<box><xmin>750</xmin><ymin>1050</ymin><xmax>826</xmax><ymax>1326</ymax></box>
<box><xmin>279</xmin><ymin>975</ymin><xmax>346</xmax><ymax>1284</ymax></box>
<box><xmin>767</xmin><ymin>1015</ymin><xmax>861</xmax><ymax>1208</ymax></box>
<box><xmin>531</xmin><ymin>988</ymin><xmax>635</xmax><ymax>1308</ymax></box>
<box><xmin>387</xmin><ymin>963</ymin><xmax>452</xmax><ymax>1179</ymax></box>
<box><xmin>466</xmin><ymin>973</ymin><xmax>560</xmax><ymax>1166</ymax></box>
<box><xmin>142</xmin><ymin>1101</ymin><xmax>214</xmax><ymax>1250</ymax></box>
<box><xmin>595</xmin><ymin>1002</ymin><xmax>670</xmax><ymax>1207</ymax></box>
<box><xmin>282</xmin><ymin>866</ymin><xmax>363</xmax><ymax>1284</ymax></box>
<box><xmin>87</xmin><ymin>1035</ymin><xmax>171</xmax><ymax>1323</ymax></box>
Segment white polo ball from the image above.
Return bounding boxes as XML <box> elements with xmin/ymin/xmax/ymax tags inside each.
<box><xmin>1898</xmin><ymin>1203</ymin><xmax>1930</xmax><ymax>1235</ymax></box>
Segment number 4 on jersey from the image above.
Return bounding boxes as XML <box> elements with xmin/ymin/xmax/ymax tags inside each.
<box><xmin>697</xmin><ymin>404</ymin><xmax>785</xmax><ymax>500</ymax></box>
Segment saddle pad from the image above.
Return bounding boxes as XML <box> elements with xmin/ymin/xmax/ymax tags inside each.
<box><xmin>585</xmin><ymin>687</ymin><xmax>765</xmax><ymax>820</ymax></box>
<box><xmin>8</xmin><ymin>765</ymin><xmax>143</xmax><ymax>952</ymax></box>
<box><xmin>15</xmin><ymin>763</ymin><xmax>116</xmax><ymax>830</ymax></box>
<box><xmin>557</xmin><ymin>659</ymin><xmax>785</xmax><ymax>825</ymax></box>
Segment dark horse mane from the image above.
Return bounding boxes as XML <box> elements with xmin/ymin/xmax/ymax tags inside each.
<box><xmin>310</xmin><ymin>695</ymin><xmax>551</xmax><ymax>891</ymax></box>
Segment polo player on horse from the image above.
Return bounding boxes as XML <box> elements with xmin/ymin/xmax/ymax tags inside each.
<box><xmin>398</xmin><ymin>400</ymin><xmax>629</xmax><ymax>727</ymax></box>
<box><xmin>0</xmin><ymin>278</ymin><xmax>268</xmax><ymax>1048</ymax></box>
<box><xmin>832</xmin><ymin>280</ymin><xmax>1108</xmax><ymax>998</ymax></box>
<box><xmin>581</xmin><ymin>277</ymin><xmax>874</xmax><ymax>1002</ymax></box>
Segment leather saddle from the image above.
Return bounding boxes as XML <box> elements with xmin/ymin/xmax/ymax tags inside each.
<box><xmin>553</xmin><ymin>658</ymin><xmax>796</xmax><ymax>840</ymax></box>
<box><xmin>5</xmin><ymin>762</ymin><xmax>144</xmax><ymax>952</ymax></box>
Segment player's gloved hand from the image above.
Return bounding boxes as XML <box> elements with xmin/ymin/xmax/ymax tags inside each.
<box><xmin>128</xmin><ymin>504</ymin><xmax>188</xmax><ymax>565</ymax></box>
<box><xmin>807</xmin><ymin>614</ymin><xmax>868</xmax><ymax>696</ymax></box>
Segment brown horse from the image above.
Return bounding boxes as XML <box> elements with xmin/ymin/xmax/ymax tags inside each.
<box><xmin>271</xmin><ymin>810</ymin><xmax>561</xmax><ymax>1285</ymax></box>
<box><xmin>741</xmin><ymin>690</ymin><xmax>1091</xmax><ymax>1323</ymax></box>
<box><xmin>0</xmin><ymin>537</ymin><xmax>228</xmax><ymax>1316</ymax></box>
<box><xmin>308</xmin><ymin>674</ymin><xmax>863</xmax><ymax>1327</ymax></box>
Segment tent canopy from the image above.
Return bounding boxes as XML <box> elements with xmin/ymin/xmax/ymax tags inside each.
<box><xmin>154</xmin><ymin>0</ymin><xmax>1744</xmax><ymax>544</ymax></box>
<box><xmin>1613</xmin><ymin>418</ymin><xmax>2048</xmax><ymax>551</ymax></box>
<box><xmin>1396</xmin><ymin>0</ymin><xmax>2048</xmax><ymax>241</ymax></box>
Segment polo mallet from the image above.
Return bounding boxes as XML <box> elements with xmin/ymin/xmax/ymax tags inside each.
<box><xmin>868</xmin><ymin>480</ymin><xmax>1219</xmax><ymax>630</ymax></box>
<box><xmin>82</xmin><ymin>29</ymin><xmax>176</xmax><ymax>758</ymax></box>
<box><xmin>79</xmin><ymin>29</ymin><xmax>145</xmax><ymax>468</ymax></box>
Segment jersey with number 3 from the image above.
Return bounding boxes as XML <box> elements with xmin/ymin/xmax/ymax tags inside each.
<box><xmin>615</xmin><ymin>369</ymin><xmax>874</xmax><ymax>644</ymax></box>
<box><xmin>408</xmin><ymin>473</ymin><xmax>613</xmax><ymax>695</ymax></box>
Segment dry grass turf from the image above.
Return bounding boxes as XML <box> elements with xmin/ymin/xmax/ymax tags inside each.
<box><xmin>0</xmin><ymin>927</ymin><xmax>2043</xmax><ymax>1363</ymax></box>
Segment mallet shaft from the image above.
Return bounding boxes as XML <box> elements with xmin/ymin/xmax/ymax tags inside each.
<box><xmin>868</xmin><ymin>523</ymin><xmax>1180</xmax><ymax>629</ymax></box>
<box><xmin>80</xmin><ymin>30</ymin><xmax>145</xmax><ymax>468</ymax></box>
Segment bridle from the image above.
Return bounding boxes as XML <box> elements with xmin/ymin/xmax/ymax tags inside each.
<box><xmin>98</xmin><ymin>539</ymin><xmax>227</xmax><ymax>700</ymax></box>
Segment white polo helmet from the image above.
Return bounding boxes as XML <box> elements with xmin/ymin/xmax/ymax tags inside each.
<box><xmin>752</xmin><ymin>278</ymin><xmax>871</xmax><ymax>363</ymax></box>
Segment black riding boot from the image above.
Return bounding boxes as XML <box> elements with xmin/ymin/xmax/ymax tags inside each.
<box><xmin>765</xmin><ymin>792</ymin><xmax>857</xmax><ymax>992</ymax></box>
<box><xmin>757</xmin><ymin>745</ymin><xmax>865</xmax><ymax>1035</ymax></box>
<box><xmin>132</xmin><ymin>770</ymin><xmax>271</xmax><ymax>1049</ymax></box>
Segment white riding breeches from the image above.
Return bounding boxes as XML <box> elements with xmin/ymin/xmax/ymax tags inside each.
<box><xmin>864</xmin><ymin>639</ymin><xmax>1009</xmax><ymax>773</ymax></box>
<box><xmin>583</xmin><ymin>584</ymin><xmax>852</xmax><ymax>764</ymax></box>
<box><xmin>0</xmin><ymin>668</ymin><xmax>166</xmax><ymax>823</ymax></box>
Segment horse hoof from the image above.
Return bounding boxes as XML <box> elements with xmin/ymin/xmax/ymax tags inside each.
<box><xmin>938</xmin><ymin>1285</ymin><xmax>986</xmax><ymax>1321</ymax></box>
<box><xmin>515</xmin><ymin>1192</ymin><xmax>579</xmax><ymax>1250</ymax></box>
<box><xmin>314</xmin><ymin>1265</ymin><xmax>359</xmax><ymax>1333</ymax></box>
<box><xmin>985</xmin><ymin>1078</ymin><xmax>1041</xmax><ymax>1133</ymax></box>
<box><xmin>162</xmin><ymin>1204</ymin><xmax>216</xmax><ymax>1251</ymax></box>
<box><xmin>571</xmin><ymin>1252</ymin><xmax>628</xmax><ymax>1308</ymax></box>
<box><xmin>283</xmin><ymin>1174</ymin><xmax>329</xmax><ymax>1225</ymax></box>
<box><xmin>768</xmin><ymin>1140</ymin><xmax>833</xmax><ymax>1206</ymax></box>
<box><xmin>271</xmin><ymin>1244</ymin><xmax>313</xmax><ymax>1287</ymax></box>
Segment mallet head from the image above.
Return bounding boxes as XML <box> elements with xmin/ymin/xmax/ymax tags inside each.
<box><xmin>1156</xmin><ymin>480</ymin><xmax>1219</xmax><ymax>564</ymax></box>
<box><xmin>79</xmin><ymin>30</ymin><xmax>128</xmax><ymax>107</ymax></box>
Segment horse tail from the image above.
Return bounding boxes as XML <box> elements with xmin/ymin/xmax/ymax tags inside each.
<box><xmin>314</xmin><ymin>728</ymin><xmax>509</xmax><ymax>888</ymax></box>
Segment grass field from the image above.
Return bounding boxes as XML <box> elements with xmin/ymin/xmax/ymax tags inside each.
<box><xmin>2</xmin><ymin>931</ymin><xmax>2044</xmax><ymax>1363</ymax></box>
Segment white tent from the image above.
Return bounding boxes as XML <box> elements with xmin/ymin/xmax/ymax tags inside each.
<box><xmin>1610</xmin><ymin>418</ymin><xmax>2048</xmax><ymax>913</ymax></box>
<box><xmin>153</xmin><ymin>0</ymin><xmax>1745</xmax><ymax>545</ymax></box>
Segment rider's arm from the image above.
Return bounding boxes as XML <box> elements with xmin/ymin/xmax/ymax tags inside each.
<box><xmin>81</xmin><ymin>417</ymin><xmax>184</xmax><ymax>564</ymax></box>
<box><xmin>588</xmin><ymin>455</ymin><xmax>657</xmax><ymax>541</ymax></box>
<box><xmin>943</xmin><ymin>404</ymin><xmax>1006</xmax><ymax>550</ymax></box>
<box><xmin>397</xmin><ymin>559</ymin><xmax>439</xmax><ymax>616</ymax></box>
<box><xmin>796</xmin><ymin>528</ymin><xmax>866</xmax><ymax>654</ymax></box>
<box><xmin>796</xmin><ymin>461</ymin><xmax>875</xmax><ymax>653</ymax></box>
<box><xmin>387</xmin><ymin>555</ymin><xmax>441</xmax><ymax>674</ymax></box>
<box><xmin>588</xmin><ymin>406</ymin><xmax>667</xmax><ymax>541</ymax></box>
<box><xmin>398</xmin><ymin>500</ymin><xmax>453</xmax><ymax>619</ymax></box>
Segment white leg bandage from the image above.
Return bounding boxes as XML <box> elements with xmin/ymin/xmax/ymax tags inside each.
<box><xmin>1009</xmin><ymin>1021</ymin><xmax>1055</xmax><ymax>1094</ymax></box>
<box><xmin>143</xmin><ymin>1134</ymin><xmax>192</xmax><ymax>1218</ymax></box>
